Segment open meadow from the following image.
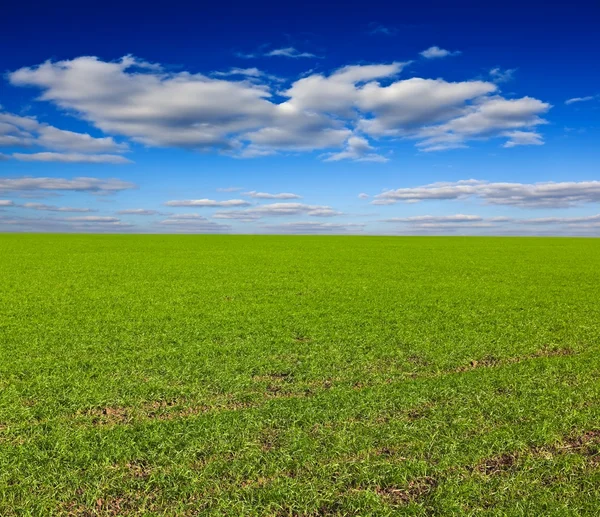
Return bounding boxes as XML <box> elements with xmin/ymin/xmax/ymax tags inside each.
<box><xmin>0</xmin><ymin>234</ymin><xmax>599</xmax><ymax>516</ymax></box>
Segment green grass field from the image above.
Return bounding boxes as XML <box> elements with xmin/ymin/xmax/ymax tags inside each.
<box><xmin>1</xmin><ymin>234</ymin><xmax>599</xmax><ymax>516</ymax></box>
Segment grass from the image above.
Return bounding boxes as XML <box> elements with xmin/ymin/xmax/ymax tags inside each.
<box><xmin>0</xmin><ymin>234</ymin><xmax>599</xmax><ymax>516</ymax></box>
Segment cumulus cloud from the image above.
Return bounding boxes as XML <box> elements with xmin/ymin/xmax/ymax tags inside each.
<box><xmin>323</xmin><ymin>135</ymin><xmax>388</xmax><ymax>162</ymax></box>
<box><xmin>565</xmin><ymin>95</ymin><xmax>595</xmax><ymax>105</ymax></box>
<box><xmin>0</xmin><ymin>176</ymin><xmax>135</xmax><ymax>194</ymax></box>
<box><xmin>420</xmin><ymin>46</ymin><xmax>460</xmax><ymax>59</ymax></box>
<box><xmin>374</xmin><ymin>180</ymin><xmax>600</xmax><ymax>208</ymax></box>
<box><xmin>414</xmin><ymin>96</ymin><xmax>550</xmax><ymax>151</ymax></box>
<box><xmin>213</xmin><ymin>202</ymin><xmax>341</xmax><ymax>221</ymax></box>
<box><xmin>358</xmin><ymin>193</ymin><xmax>370</xmax><ymax>199</ymax></box>
<box><xmin>164</xmin><ymin>198</ymin><xmax>251</xmax><ymax>207</ymax></box>
<box><xmin>243</xmin><ymin>191</ymin><xmax>301</xmax><ymax>199</ymax></box>
<box><xmin>12</xmin><ymin>152</ymin><xmax>132</xmax><ymax>164</ymax></box>
<box><xmin>36</xmin><ymin>126</ymin><xmax>128</xmax><ymax>153</ymax></box>
<box><xmin>8</xmin><ymin>55</ymin><xmax>551</xmax><ymax>158</ymax></box>
<box><xmin>0</xmin><ymin>110</ymin><xmax>127</xmax><ymax>153</ymax></box>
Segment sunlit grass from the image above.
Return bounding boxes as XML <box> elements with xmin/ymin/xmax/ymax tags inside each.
<box><xmin>0</xmin><ymin>234</ymin><xmax>599</xmax><ymax>515</ymax></box>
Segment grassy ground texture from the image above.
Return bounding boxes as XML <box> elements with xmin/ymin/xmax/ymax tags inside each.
<box><xmin>0</xmin><ymin>234</ymin><xmax>599</xmax><ymax>516</ymax></box>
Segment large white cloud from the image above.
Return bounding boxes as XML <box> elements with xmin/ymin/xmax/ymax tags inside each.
<box><xmin>9</xmin><ymin>55</ymin><xmax>551</xmax><ymax>159</ymax></box>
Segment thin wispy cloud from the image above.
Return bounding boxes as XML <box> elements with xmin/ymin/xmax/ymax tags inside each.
<box><xmin>164</xmin><ymin>199</ymin><xmax>251</xmax><ymax>207</ymax></box>
<box><xmin>373</xmin><ymin>180</ymin><xmax>600</xmax><ymax>208</ymax></box>
<box><xmin>489</xmin><ymin>67</ymin><xmax>517</xmax><ymax>83</ymax></box>
<box><xmin>565</xmin><ymin>95</ymin><xmax>595</xmax><ymax>105</ymax></box>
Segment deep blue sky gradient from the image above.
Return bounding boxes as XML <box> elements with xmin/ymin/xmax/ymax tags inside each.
<box><xmin>1</xmin><ymin>0</ymin><xmax>599</xmax><ymax>234</ymax></box>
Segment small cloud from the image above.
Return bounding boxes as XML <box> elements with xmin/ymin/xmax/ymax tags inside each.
<box><xmin>489</xmin><ymin>67</ymin><xmax>517</xmax><ymax>83</ymax></box>
<box><xmin>323</xmin><ymin>136</ymin><xmax>389</xmax><ymax>163</ymax></box>
<box><xmin>216</xmin><ymin>187</ymin><xmax>244</xmax><ymax>192</ymax></box>
<box><xmin>368</xmin><ymin>23</ymin><xmax>398</xmax><ymax>36</ymax></box>
<box><xmin>164</xmin><ymin>198</ymin><xmax>251</xmax><ymax>207</ymax></box>
<box><xmin>22</xmin><ymin>203</ymin><xmax>96</xmax><ymax>212</ymax></box>
<box><xmin>420</xmin><ymin>46</ymin><xmax>461</xmax><ymax>59</ymax></box>
<box><xmin>243</xmin><ymin>191</ymin><xmax>301</xmax><ymax>199</ymax></box>
<box><xmin>358</xmin><ymin>193</ymin><xmax>370</xmax><ymax>199</ymax></box>
<box><xmin>259</xmin><ymin>221</ymin><xmax>364</xmax><ymax>234</ymax></box>
<box><xmin>265</xmin><ymin>47</ymin><xmax>319</xmax><ymax>59</ymax></box>
<box><xmin>116</xmin><ymin>209</ymin><xmax>166</xmax><ymax>215</ymax></box>
<box><xmin>56</xmin><ymin>216</ymin><xmax>121</xmax><ymax>223</ymax></box>
<box><xmin>212</xmin><ymin>67</ymin><xmax>283</xmax><ymax>82</ymax></box>
<box><xmin>565</xmin><ymin>95</ymin><xmax>596</xmax><ymax>105</ymax></box>
<box><xmin>502</xmin><ymin>130</ymin><xmax>544</xmax><ymax>148</ymax></box>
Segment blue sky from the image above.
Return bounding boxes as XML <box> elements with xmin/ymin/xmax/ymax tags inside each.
<box><xmin>1</xmin><ymin>0</ymin><xmax>599</xmax><ymax>235</ymax></box>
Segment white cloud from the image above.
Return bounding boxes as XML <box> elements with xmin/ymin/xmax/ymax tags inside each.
<box><xmin>13</xmin><ymin>152</ymin><xmax>132</xmax><ymax>164</ymax></box>
<box><xmin>8</xmin><ymin>55</ymin><xmax>551</xmax><ymax>158</ymax></box>
<box><xmin>383</xmin><ymin>214</ymin><xmax>483</xmax><ymax>223</ymax></box>
<box><xmin>414</xmin><ymin>96</ymin><xmax>550</xmax><ymax>151</ymax></box>
<box><xmin>0</xmin><ymin>110</ymin><xmax>128</xmax><ymax>154</ymax></box>
<box><xmin>213</xmin><ymin>202</ymin><xmax>341</xmax><ymax>221</ymax></box>
<box><xmin>164</xmin><ymin>198</ymin><xmax>251</xmax><ymax>207</ymax></box>
<box><xmin>0</xmin><ymin>200</ymin><xmax>15</xmax><ymax>207</ymax></box>
<box><xmin>157</xmin><ymin>214</ymin><xmax>230</xmax><ymax>233</ymax></box>
<box><xmin>0</xmin><ymin>214</ymin><xmax>135</xmax><ymax>233</ymax></box>
<box><xmin>489</xmin><ymin>68</ymin><xmax>517</xmax><ymax>83</ymax></box>
<box><xmin>420</xmin><ymin>46</ymin><xmax>460</xmax><ymax>59</ymax></box>
<box><xmin>22</xmin><ymin>203</ymin><xmax>96</xmax><ymax>212</ymax></box>
<box><xmin>565</xmin><ymin>95</ymin><xmax>595</xmax><ymax>105</ymax></box>
<box><xmin>116</xmin><ymin>209</ymin><xmax>164</xmax><ymax>215</ymax></box>
<box><xmin>323</xmin><ymin>136</ymin><xmax>388</xmax><ymax>162</ymax></box>
<box><xmin>260</xmin><ymin>221</ymin><xmax>365</xmax><ymax>233</ymax></box>
<box><xmin>243</xmin><ymin>191</ymin><xmax>301</xmax><ymax>199</ymax></box>
<box><xmin>265</xmin><ymin>47</ymin><xmax>318</xmax><ymax>58</ymax></box>
<box><xmin>216</xmin><ymin>187</ymin><xmax>244</xmax><ymax>192</ymax></box>
<box><xmin>212</xmin><ymin>67</ymin><xmax>283</xmax><ymax>83</ymax></box>
<box><xmin>56</xmin><ymin>216</ymin><xmax>121</xmax><ymax>223</ymax></box>
<box><xmin>502</xmin><ymin>130</ymin><xmax>544</xmax><ymax>148</ymax></box>
<box><xmin>36</xmin><ymin>126</ymin><xmax>127</xmax><ymax>153</ymax></box>
<box><xmin>0</xmin><ymin>176</ymin><xmax>135</xmax><ymax>194</ymax></box>
<box><xmin>374</xmin><ymin>179</ymin><xmax>600</xmax><ymax>208</ymax></box>
<box><xmin>358</xmin><ymin>193</ymin><xmax>370</xmax><ymax>199</ymax></box>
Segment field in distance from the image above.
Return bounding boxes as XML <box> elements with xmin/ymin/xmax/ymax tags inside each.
<box><xmin>0</xmin><ymin>234</ymin><xmax>599</xmax><ymax>516</ymax></box>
